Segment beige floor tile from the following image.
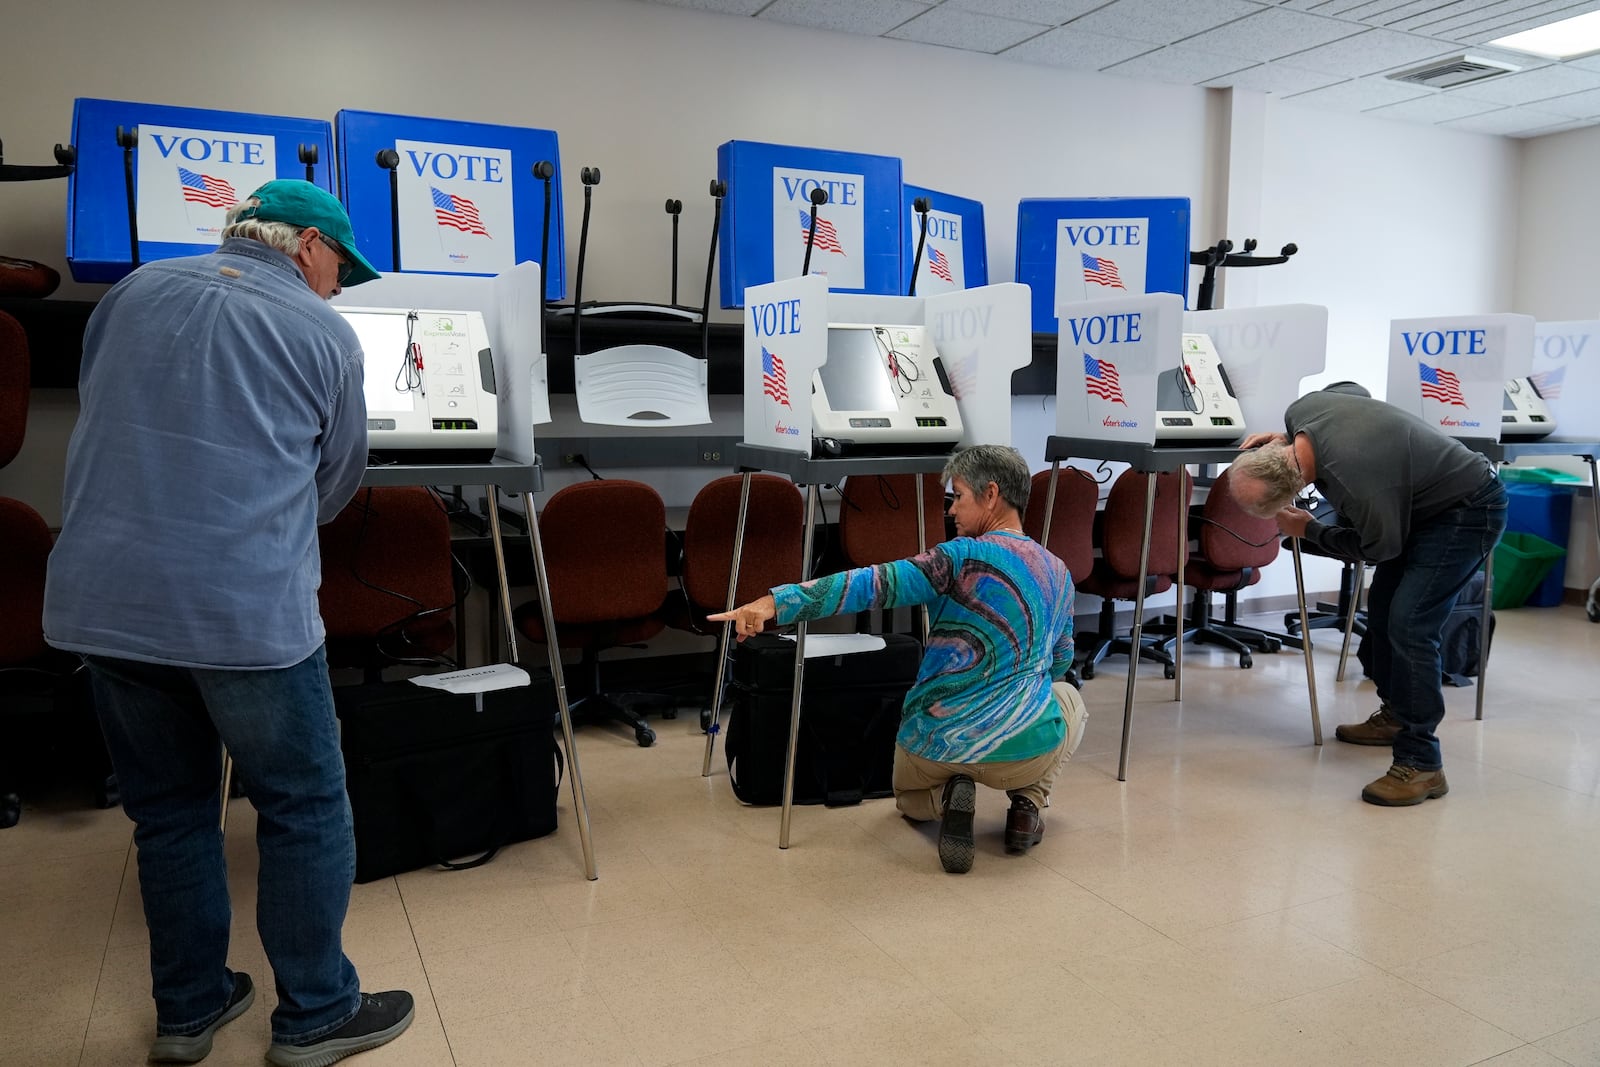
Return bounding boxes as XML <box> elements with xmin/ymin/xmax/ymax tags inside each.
<box><xmin>0</xmin><ymin>945</ymin><xmax>107</xmax><ymax>1030</ymax></box>
<box><xmin>1176</xmin><ymin>911</ymin><xmax>1385</xmax><ymax>1002</ymax></box>
<box><xmin>1059</xmin><ymin>937</ymin><xmax>1266</xmax><ymax>1035</ymax></box>
<box><xmin>0</xmin><ymin>800</ymin><xmax>130</xmax><ymax>869</ymax></box>
<box><xmin>445</xmin><ymin>996</ymin><xmax>641</xmax><ymax>1066</ymax></box>
<box><xmin>1536</xmin><ymin>1016</ymin><xmax>1600</xmax><ymax>1066</ymax></box>
<box><xmin>803</xmin><ymin>999</ymin><xmax>1004</xmax><ymax>1067</ymax></box>
<box><xmin>672</xmin><ymin>1032</ymin><xmax>822</xmax><ymax>1067</ymax></box>
<box><xmin>424</xmin><ymin>930</ymin><xmax>596</xmax><ymax>1029</ymax></box>
<box><xmin>0</xmin><ymin>1013</ymin><xmax>89</xmax><ymax>1067</ymax></box>
<box><xmin>1477</xmin><ymin>1047</ymin><xmax>1581</xmax><ymax>1067</ymax></box>
<box><xmin>598</xmin><ymin>982</ymin><xmax>796</xmax><ymax>1066</ymax></box>
<box><xmin>396</xmin><ymin>856</ymin><xmax>556</xmax><ymax>956</ymax></box>
<box><xmin>1282</xmin><ymin>890</ymin><xmax>1487</xmax><ymax>970</ymax></box>
<box><xmin>1392</xmin><ymin>938</ymin><xmax>1600</xmax><ymax>1042</ymax></box>
<box><xmin>336</xmin><ymin>954</ymin><xmax>454</xmax><ymax>1067</ymax></box>
<box><xmin>1169</xmin><ymin>1005</ymin><xmax>1375</xmax><ymax>1066</ymax></box>
<box><xmin>953</xmin><ymin>961</ymin><xmax>1161</xmax><ymax>1065</ymax></box>
<box><xmin>1268</xmin><ymin>972</ymin><xmax>1522</xmax><ymax>1064</ymax></box>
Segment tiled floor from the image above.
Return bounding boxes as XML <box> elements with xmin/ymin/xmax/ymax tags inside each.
<box><xmin>3</xmin><ymin>605</ymin><xmax>1599</xmax><ymax>1066</ymax></box>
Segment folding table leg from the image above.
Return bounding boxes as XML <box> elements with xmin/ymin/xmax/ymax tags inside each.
<box><xmin>1476</xmin><ymin>549</ymin><xmax>1494</xmax><ymax>722</ymax></box>
<box><xmin>1116</xmin><ymin>472</ymin><xmax>1158</xmax><ymax>782</ymax></box>
<box><xmin>703</xmin><ymin>473</ymin><xmax>752</xmax><ymax>776</ymax></box>
<box><xmin>219</xmin><ymin>749</ymin><xmax>232</xmax><ymax>834</ymax></box>
<box><xmin>1337</xmin><ymin>561</ymin><xmax>1366</xmax><ymax>682</ymax></box>
<box><xmin>1291</xmin><ymin>538</ymin><xmax>1323</xmax><ymax>745</ymax></box>
<box><xmin>779</xmin><ymin>483</ymin><xmax>820</xmax><ymax>849</ymax></box>
<box><xmin>514</xmin><ymin>488</ymin><xmax>598</xmax><ymax>881</ymax></box>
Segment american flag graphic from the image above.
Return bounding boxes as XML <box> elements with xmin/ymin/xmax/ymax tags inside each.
<box><xmin>1084</xmin><ymin>352</ymin><xmax>1126</xmax><ymax>405</ymax></box>
<box><xmin>177</xmin><ymin>167</ymin><xmax>236</xmax><ymax>209</ymax></box>
<box><xmin>1528</xmin><ymin>367</ymin><xmax>1564</xmax><ymax>400</ymax></box>
<box><xmin>1418</xmin><ymin>362</ymin><xmax>1468</xmax><ymax>407</ymax></box>
<box><xmin>761</xmin><ymin>346</ymin><xmax>791</xmax><ymax>407</ymax></box>
<box><xmin>432</xmin><ymin>187</ymin><xmax>489</xmax><ymax>237</ymax></box>
<box><xmin>927</xmin><ymin>245</ymin><xmax>953</xmax><ymax>283</ymax></box>
<box><xmin>800</xmin><ymin>209</ymin><xmax>845</xmax><ymax>256</ymax></box>
<box><xmin>1081</xmin><ymin>252</ymin><xmax>1125</xmax><ymax>289</ymax></box>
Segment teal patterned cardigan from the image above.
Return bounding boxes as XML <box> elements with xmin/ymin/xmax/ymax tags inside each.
<box><xmin>771</xmin><ymin>531</ymin><xmax>1075</xmax><ymax>763</ymax></box>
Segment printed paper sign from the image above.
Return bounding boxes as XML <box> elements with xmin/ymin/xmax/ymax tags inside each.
<box><xmin>1056</xmin><ymin>292</ymin><xmax>1181</xmax><ymax>446</ymax></box>
<box><xmin>1054</xmin><ymin>217</ymin><xmax>1149</xmax><ymax>306</ymax></box>
<box><xmin>1532</xmin><ymin>320</ymin><xmax>1600</xmax><ymax>437</ymax></box>
<box><xmin>396</xmin><ymin>139</ymin><xmax>515</xmax><ymax>275</ymax></box>
<box><xmin>1386</xmin><ymin>315</ymin><xmax>1533</xmax><ymax>439</ymax></box>
<box><xmin>136</xmin><ymin>124</ymin><xmax>276</xmax><ymax>245</ymax></box>
<box><xmin>912</xmin><ymin>206</ymin><xmax>965</xmax><ymax>294</ymax></box>
<box><xmin>772</xmin><ymin>167</ymin><xmax>865</xmax><ymax>290</ymax></box>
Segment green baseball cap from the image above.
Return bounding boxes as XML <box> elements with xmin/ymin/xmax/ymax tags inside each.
<box><xmin>234</xmin><ymin>179</ymin><xmax>381</xmax><ymax>286</ymax></box>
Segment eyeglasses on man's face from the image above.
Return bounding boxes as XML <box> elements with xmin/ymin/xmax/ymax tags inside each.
<box><xmin>314</xmin><ymin>233</ymin><xmax>353</xmax><ymax>286</ymax></box>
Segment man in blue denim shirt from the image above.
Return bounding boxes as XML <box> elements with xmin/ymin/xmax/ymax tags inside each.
<box><xmin>1231</xmin><ymin>391</ymin><xmax>1507</xmax><ymax>808</ymax></box>
<box><xmin>45</xmin><ymin>181</ymin><xmax>413</xmax><ymax>1066</ymax></box>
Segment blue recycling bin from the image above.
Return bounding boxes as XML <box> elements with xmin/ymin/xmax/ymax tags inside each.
<box><xmin>1503</xmin><ymin>483</ymin><xmax>1574</xmax><ymax>607</ymax></box>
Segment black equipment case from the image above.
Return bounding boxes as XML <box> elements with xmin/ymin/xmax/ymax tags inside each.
<box><xmin>334</xmin><ymin>673</ymin><xmax>562</xmax><ymax>882</ymax></box>
<box><xmin>724</xmin><ymin>633</ymin><xmax>922</xmax><ymax>807</ymax></box>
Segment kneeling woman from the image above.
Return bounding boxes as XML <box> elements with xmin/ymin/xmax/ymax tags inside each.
<box><xmin>711</xmin><ymin>444</ymin><xmax>1084</xmax><ymax>873</ymax></box>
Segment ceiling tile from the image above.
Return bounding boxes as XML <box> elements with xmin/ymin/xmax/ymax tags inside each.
<box><xmin>1531</xmin><ymin>85</ymin><xmax>1600</xmax><ymax>115</ymax></box>
<box><xmin>1432</xmin><ymin>0</ymin><xmax>1600</xmax><ymax>41</ymax></box>
<box><xmin>1515</xmin><ymin>117</ymin><xmax>1595</xmax><ymax>136</ymax></box>
<box><xmin>1451</xmin><ymin>63</ymin><xmax>1600</xmax><ymax>104</ymax></box>
<box><xmin>1206</xmin><ymin>62</ymin><xmax>1348</xmax><ymax>93</ymax></box>
<box><xmin>1000</xmin><ymin>26</ymin><xmax>1160</xmax><ymax>68</ymax></box>
<box><xmin>1383</xmin><ymin>0</ymin><xmax>1534</xmax><ymax>33</ymax></box>
<box><xmin>1181</xmin><ymin>8</ymin><xmax>1367</xmax><ymax>62</ymax></box>
<box><xmin>1441</xmin><ymin>106</ymin><xmax>1576</xmax><ymax>135</ymax></box>
<box><xmin>1569</xmin><ymin>53</ymin><xmax>1600</xmax><ymax>73</ymax></box>
<box><xmin>942</xmin><ymin>0</ymin><xmax>1107</xmax><ymax>24</ymax></box>
<box><xmin>1365</xmin><ymin>92</ymin><xmax>1506</xmax><ymax>122</ymax></box>
<box><xmin>888</xmin><ymin>6</ymin><xmax>1049</xmax><ymax>52</ymax></box>
<box><xmin>1061</xmin><ymin>0</ymin><xmax>1263</xmax><ymax>46</ymax></box>
<box><xmin>757</xmin><ymin>0</ymin><xmax>932</xmax><ymax>36</ymax></box>
<box><xmin>646</xmin><ymin>0</ymin><xmax>770</xmax><ymax>12</ymax></box>
<box><xmin>1103</xmin><ymin>45</ymin><xmax>1259</xmax><ymax>83</ymax></box>
<box><xmin>1276</xmin><ymin>29</ymin><xmax>1458</xmax><ymax>76</ymax></box>
<box><xmin>1286</xmin><ymin>75</ymin><xmax>1435</xmax><ymax>109</ymax></box>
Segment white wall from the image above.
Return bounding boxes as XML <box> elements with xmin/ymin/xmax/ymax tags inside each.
<box><xmin>1514</xmin><ymin>125</ymin><xmax>1600</xmax><ymax>322</ymax></box>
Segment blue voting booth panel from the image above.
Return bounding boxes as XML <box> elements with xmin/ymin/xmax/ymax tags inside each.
<box><xmin>65</xmin><ymin>98</ymin><xmax>334</xmax><ymax>284</ymax></box>
<box><xmin>336</xmin><ymin>110</ymin><xmax>565</xmax><ymax>299</ymax></box>
<box><xmin>1015</xmin><ymin>197</ymin><xmax>1190</xmax><ymax>334</ymax></box>
<box><xmin>903</xmin><ymin>184</ymin><xmax>988</xmax><ymax>295</ymax></box>
<box><xmin>717</xmin><ymin>140</ymin><xmax>901</xmax><ymax>308</ymax></box>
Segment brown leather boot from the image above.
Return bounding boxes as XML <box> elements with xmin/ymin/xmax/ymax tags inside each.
<box><xmin>1361</xmin><ymin>763</ymin><xmax>1448</xmax><ymax>806</ymax></box>
<box><xmin>1335</xmin><ymin>703</ymin><xmax>1401</xmax><ymax>746</ymax></box>
<box><xmin>1004</xmin><ymin>796</ymin><xmax>1044</xmax><ymax>854</ymax></box>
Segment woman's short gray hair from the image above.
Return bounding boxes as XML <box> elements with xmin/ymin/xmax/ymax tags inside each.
<box><xmin>943</xmin><ymin>444</ymin><xmax>1031</xmax><ymax>514</ymax></box>
<box><xmin>1230</xmin><ymin>445</ymin><xmax>1305</xmax><ymax>518</ymax></box>
<box><xmin>220</xmin><ymin>198</ymin><xmax>304</xmax><ymax>257</ymax></box>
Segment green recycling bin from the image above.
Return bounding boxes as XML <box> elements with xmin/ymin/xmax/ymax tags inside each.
<box><xmin>1491</xmin><ymin>532</ymin><xmax>1567</xmax><ymax>610</ymax></box>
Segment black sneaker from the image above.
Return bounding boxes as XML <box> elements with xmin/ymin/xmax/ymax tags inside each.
<box><xmin>938</xmin><ymin>775</ymin><xmax>977</xmax><ymax>874</ymax></box>
<box><xmin>148</xmin><ymin>971</ymin><xmax>254</xmax><ymax>1064</ymax></box>
<box><xmin>265</xmin><ymin>991</ymin><xmax>415</xmax><ymax>1067</ymax></box>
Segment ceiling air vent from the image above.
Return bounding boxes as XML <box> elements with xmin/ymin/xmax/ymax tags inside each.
<box><xmin>1388</xmin><ymin>54</ymin><xmax>1520</xmax><ymax>89</ymax></box>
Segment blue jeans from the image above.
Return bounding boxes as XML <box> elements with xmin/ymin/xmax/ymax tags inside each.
<box><xmin>88</xmin><ymin>646</ymin><xmax>361</xmax><ymax>1044</ymax></box>
<box><xmin>1365</xmin><ymin>479</ymin><xmax>1507</xmax><ymax>771</ymax></box>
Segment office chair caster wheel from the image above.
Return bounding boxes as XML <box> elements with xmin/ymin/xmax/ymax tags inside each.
<box><xmin>1082</xmin><ymin>663</ymin><xmax>1096</xmax><ymax>681</ymax></box>
<box><xmin>1239</xmin><ymin>653</ymin><xmax>1253</xmax><ymax>669</ymax></box>
<box><xmin>698</xmin><ymin>707</ymin><xmax>713</xmax><ymax>733</ymax></box>
<box><xmin>0</xmin><ymin>792</ymin><xmax>19</xmax><ymax>829</ymax></box>
<box><xmin>634</xmin><ymin>726</ymin><xmax>656</xmax><ymax>747</ymax></box>
<box><xmin>1262</xmin><ymin>637</ymin><xmax>1282</xmax><ymax>654</ymax></box>
<box><xmin>1163</xmin><ymin>664</ymin><xmax>1175</xmax><ymax>680</ymax></box>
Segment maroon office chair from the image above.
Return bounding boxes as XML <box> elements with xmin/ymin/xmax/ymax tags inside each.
<box><xmin>513</xmin><ymin>479</ymin><xmax>672</xmax><ymax>747</ymax></box>
<box><xmin>1076</xmin><ymin>468</ymin><xmax>1191</xmax><ymax>680</ymax></box>
<box><xmin>838</xmin><ymin>473</ymin><xmax>946</xmax><ymax>566</ymax></box>
<box><xmin>1157</xmin><ymin>468</ymin><xmax>1284</xmax><ymax>668</ymax></box>
<box><xmin>0</xmin><ymin>311</ymin><xmax>28</xmax><ymax>469</ymax></box>
<box><xmin>317</xmin><ymin>487</ymin><xmax>460</xmax><ymax>682</ymax></box>
<box><xmin>662</xmin><ymin>474</ymin><xmax>804</xmax><ymax>729</ymax></box>
<box><xmin>1022</xmin><ymin>467</ymin><xmax>1098</xmax><ymax>584</ymax></box>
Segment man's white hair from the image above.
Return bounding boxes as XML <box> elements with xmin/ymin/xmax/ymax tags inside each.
<box><xmin>219</xmin><ymin>198</ymin><xmax>303</xmax><ymax>257</ymax></box>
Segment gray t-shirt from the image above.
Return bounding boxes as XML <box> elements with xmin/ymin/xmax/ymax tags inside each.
<box><xmin>1285</xmin><ymin>391</ymin><xmax>1493</xmax><ymax>563</ymax></box>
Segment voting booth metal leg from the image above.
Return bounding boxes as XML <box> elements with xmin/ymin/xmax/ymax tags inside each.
<box><xmin>1173</xmin><ymin>473</ymin><xmax>1188</xmax><ymax>703</ymax></box>
<box><xmin>1336</xmin><ymin>562</ymin><xmax>1366</xmax><ymax>683</ymax></box>
<box><xmin>219</xmin><ymin>749</ymin><xmax>233</xmax><ymax>834</ymax></box>
<box><xmin>510</xmin><ymin>488</ymin><xmax>598</xmax><ymax>882</ymax></box>
<box><xmin>779</xmin><ymin>483</ymin><xmax>821</xmax><ymax>850</ymax></box>
<box><xmin>1290</xmin><ymin>539</ymin><xmax>1323</xmax><ymax>746</ymax></box>
<box><xmin>1476</xmin><ymin>548</ymin><xmax>1494</xmax><ymax>722</ymax></box>
<box><xmin>702</xmin><ymin>473</ymin><xmax>753</xmax><ymax>777</ymax></box>
<box><xmin>1116</xmin><ymin>473</ymin><xmax>1159</xmax><ymax>782</ymax></box>
<box><xmin>1040</xmin><ymin>461</ymin><xmax>1060</xmax><ymax>549</ymax></box>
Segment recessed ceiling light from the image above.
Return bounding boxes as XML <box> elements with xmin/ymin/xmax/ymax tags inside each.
<box><xmin>1487</xmin><ymin>9</ymin><xmax>1600</xmax><ymax>60</ymax></box>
